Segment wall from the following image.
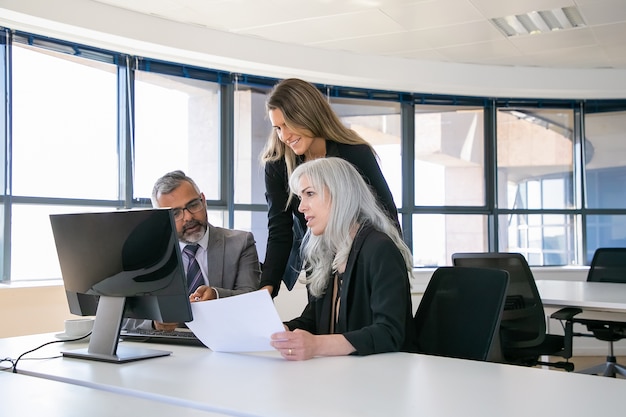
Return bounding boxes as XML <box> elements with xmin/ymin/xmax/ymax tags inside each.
<box><xmin>0</xmin><ymin>283</ymin><xmax>74</xmax><ymax>338</ymax></box>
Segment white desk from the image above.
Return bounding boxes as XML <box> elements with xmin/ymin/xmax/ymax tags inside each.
<box><xmin>536</xmin><ymin>279</ymin><xmax>626</xmax><ymax>357</ymax></box>
<box><xmin>2</xmin><ymin>333</ymin><xmax>626</xmax><ymax>417</ymax></box>
<box><xmin>536</xmin><ymin>280</ymin><xmax>626</xmax><ymax>312</ymax></box>
<box><xmin>0</xmin><ymin>371</ymin><xmax>229</xmax><ymax>416</ymax></box>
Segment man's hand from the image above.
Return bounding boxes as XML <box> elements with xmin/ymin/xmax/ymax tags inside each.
<box><xmin>153</xmin><ymin>321</ymin><xmax>178</xmax><ymax>331</ymax></box>
<box><xmin>189</xmin><ymin>285</ymin><xmax>217</xmax><ymax>302</ymax></box>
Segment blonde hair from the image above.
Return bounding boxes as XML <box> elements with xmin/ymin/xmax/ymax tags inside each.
<box><xmin>261</xmin><ymin>78</ymin><xmax>374</xmax><ymax>179</ymax></box>
<box><xmin>289</xmin><ymin>157</ymin><xmax>413</xmax><ymax>297</ymax></box>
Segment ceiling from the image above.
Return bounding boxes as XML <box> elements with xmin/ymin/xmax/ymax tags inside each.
<box><xmin>92</xmin><ymin>0</ymin><xmax>626</xmax><ymax>70</ymax></box>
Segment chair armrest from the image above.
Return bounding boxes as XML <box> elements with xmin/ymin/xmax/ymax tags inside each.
<box><xmin>550</xmin><ymin>307</ymin><xmax>582</xmax><ymax>321</ymax></box>
<box><xmin>549</xmin><ymin>308</ymin><xmax>582</xmax><ymax>360</ymax></box>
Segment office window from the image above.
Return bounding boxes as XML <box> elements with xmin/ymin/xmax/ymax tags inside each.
<box><xmin>234</xmin><ymin>210</ymin><xmax>268</xmax><ymax>261</ymax></box>
<box><xmin>584</xmin><ymin>110</ymin><xmax>626</xmax><ymax>209</ymax></box>
<box><xmin>133</xmin><ymin>71</ymin><xmax>221</xmax><ymax>200</ymax></box>
<box><xmin>499</xmin><ymin>213</ymin><xmax>577</xmax><ymax>266</ymax></box>
<box><xmin>332</xmin><ymin>98</ymin><xmax>402</xmax><ymax>207</ymax></box>
<box><xmin>6</xmin><ymin>28</ymin><xmax>626</xmax><ymax>282</ymax></box>
<box><xmin>586</xmin><ymin>215</ymin><xmax>626</xmax><ymax>263</ymax></box>
<box><xmin>233</xmin><ymin>84</ymin><xmax>272</xmax><ymax>260</ymax></box>
<box><xmin>414</xmin><ymin>105</ymin><xmax>485</xmax><ymax>206</ymax></box>
<box><xmin>10</xmin><ymin>44</ymin><xmax>118</xmax><ymax>282</ymax></box>
<box><xmin>495</xmin><ymin>108</ymin><xmax>576</xmax><ymax>266</ymax></box>
<box><xmin>233</xmin><ymin>85</ymin><xmax>269</xmax><ymax>206</ymax></box>
<box><xmin>496</xmin><ymin>108</ymin><xmax>574</xmax><ymax>210</ymax></box>
<box><xmin>12</xmin><ymin>44</ymin><xmax>118</xmax><ymax>199</ymax></box>
<box><xmin>413</xmin><ymin>214</ymin><xmax>487</xmax><ymax>267</ymax></box>
<box><xmin>11</xmin><ymin>205</ymin><xmax>112</xmax><ymax>280</ymax></box>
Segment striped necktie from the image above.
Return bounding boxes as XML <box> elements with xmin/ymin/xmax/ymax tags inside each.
<box><xmin>183</xmin><ymin>244</ymin><xmax>204</xmax><ymax>294</ymax></box>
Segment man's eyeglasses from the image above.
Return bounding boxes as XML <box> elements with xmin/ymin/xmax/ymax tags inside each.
<box><xmin>171</xmin><ymin>198</ymin><xmax>204</xmax><ymax>221</ymax></box>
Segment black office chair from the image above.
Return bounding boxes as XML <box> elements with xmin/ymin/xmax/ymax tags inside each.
<box><xmin>452</xmin><ymin>252</ymin><xmax>578</xmax><ymax>371</ymax></box>
<box><xmin>412</xmin><ymin>266</ymin><xmax>509</xmax><ymax>362</ymax></box>
<box><xmin>561</xmin><ymin>247</ymin><xmax>626</xmax><ymax>377</ymax></box>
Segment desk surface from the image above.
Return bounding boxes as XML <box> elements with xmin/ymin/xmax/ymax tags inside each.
<box><xmin>2</xmin><ymin>333</ymin><xmax>626</xmax><ymax>417</ymax></box>
<box><xmin>0</xmin><ymin>371</ymin><xmax>228</xmax><ymax>416</ymax></box>
<box><xmin>536</xmin><ymin>279</ymin><xmax>626</xmax><ymax>312</ymax></box>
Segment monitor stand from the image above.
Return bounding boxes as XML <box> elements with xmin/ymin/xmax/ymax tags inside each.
<box><xmin>62</xmin><ymin>296</ymin><xmax>171</xmax><ymax>363</ymax></box>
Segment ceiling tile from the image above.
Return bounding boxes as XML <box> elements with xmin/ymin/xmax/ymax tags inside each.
<box><xmin>312</xmin><ymin>31</ymin><xmax>432</xmax><ymax>55</ymax></box>
<box><xmin>577</xmin><ymin>0</ymin><xmax>626</xmax><ymax>25</ymax></box>
<box><xmin>509</xmin><ymin>28</ymin><xmax>597</xmax><ymax>54</ymax></box>
<box><xmin>239</xmin><ymin>10</ymin><xmax>404</xmax><ymax>44</ymax></box>
<box><xmin>380</xmin><ymin>0</ymin><xmax>483</xmax><ymax>30</ymax></box>
<box><xmin>415</xmin><ymin>20</ymin><xmax>504</xmax><ymax>48</ymax></box>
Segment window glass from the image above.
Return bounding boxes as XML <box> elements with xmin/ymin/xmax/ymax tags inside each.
<box><xmin>497</xmin><ymin>108</ymin><xmax>574</xmax><ymax>209</ymax></box>
<box><xmin>234</xmin><ymin>211</ymin><xmax>268</xmax><ymax>262</ymax></box>
<box><xmin>412</xmin><ymin>214</ymin><xmax>487</xmax><ymax>267</ymax></box>
<box><xmin>134</xmin><ymin>71</ymin><xmax>221</xmax><ymax>200</ymax></box>
<box><xmin>414</xmin><ymin>106</ymin><xmax>485</xmax><ymax>206</ymax></box>
<box><xmin>498</xmin><ymin>213</ymin><xmax>577</xmax><ymax>266</ymax></box>
<box><xmin>206</xmin><ymin>210</ymin><xmax>225</xmax><ymax>228</ymax></box>
<box><xmin>12</xmin><ymin>44</ymin><xmax>118</xmax><ymax>199</ymax></box>
<box><xmin>11</xmin><ymin>205</ymin><xmax>118</xmax><ymax>280</ymax></box>
<box><xmin>586</xmin><ymin>215</ymin><xmax>626</xmax><ymax>263</ymax></box>
<box><xmin>233</xmin><ymin>85</ymin><xmax>269</xmax><ymax>205</ymax></box>
<box><xmin>584</xmin><ymin>111</ymin><xmax>626</xmax><ymax>209</ymax></box>
<box><xmin>332</xmin><ymin>98</ymin><xmax>402</xmax><ymax>208</ymax></box>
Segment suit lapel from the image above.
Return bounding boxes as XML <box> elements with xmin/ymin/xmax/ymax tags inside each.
<box><xmin>206</xmin><ymin>225</ymin><xmax>225</xmax><ymax>288</ymax></box>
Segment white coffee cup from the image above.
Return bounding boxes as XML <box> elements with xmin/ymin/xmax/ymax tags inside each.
<box><xmin>63</xmin><ymin>318</ymin><xmax>95</xmax><ymax>337</ymax></box>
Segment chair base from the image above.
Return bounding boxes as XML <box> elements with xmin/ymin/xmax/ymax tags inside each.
<box><xmin>577</xmin><ymin>355</ymin><xmax>626</xmax><ymax>378</ymax></box>
<box><xmin>536</xmin><ymin>359</ymin><xmax>575</xmax><ymax>372</ymax></box>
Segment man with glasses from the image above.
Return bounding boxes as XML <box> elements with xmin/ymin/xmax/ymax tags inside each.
<box><xmin>127</xmin><ymin>170</ymin><xmax>261</xmax><ymax>331</ymax></box>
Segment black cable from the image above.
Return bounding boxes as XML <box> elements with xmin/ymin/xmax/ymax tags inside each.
<box><xmin>11</xmin><ymin>332</ymin><xmax>91</xmax><ymax>373</ymax></box>
<box><xmin>1</xmin><ymin>357</ymin><xmax>16</xmax><ymax>372</ymax></box>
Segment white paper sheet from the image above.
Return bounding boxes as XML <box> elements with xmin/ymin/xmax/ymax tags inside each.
<box><xmin>185</xmin><ymin>289</ymin><xmax>286</xmax><ymax>352</ymax></box>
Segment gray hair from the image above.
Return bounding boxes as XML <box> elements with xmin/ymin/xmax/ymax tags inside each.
<box><xmin>151</xmin><ymin>170</ymin><xmax>201</xmax><ymax>207</ymax></box>
<box><xmin>289</xmin><ymin>157</ymin><xmax>412</xmax><ymax>297</ymax></box>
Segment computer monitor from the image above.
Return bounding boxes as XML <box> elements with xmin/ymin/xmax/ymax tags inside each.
<box><xmin>50</xmin><ymin>208</ymin><xmax>192</xmax><ymax>363</ymax></box>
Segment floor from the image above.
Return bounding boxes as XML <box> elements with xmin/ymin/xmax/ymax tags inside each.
<box><xmin>546</xmin><ymin>356</ymin><xmax>626</xmax><ymax>378</ymax></box>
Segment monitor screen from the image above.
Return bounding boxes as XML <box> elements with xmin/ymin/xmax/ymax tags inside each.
<box><xmin>50</xmin><ymin>208</ymin><xmax>192</xmax><ymax>363</ymax></box>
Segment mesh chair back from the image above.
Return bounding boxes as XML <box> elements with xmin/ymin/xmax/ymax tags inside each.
<box><xmin>587</xmin><ymin>248</ymin><xmax>626</xmax><ymax>283</ymax></box>
<box><xmin>412</xmin><ymin>266</ymin><xmax>509</xmax><ymax>361</ymax></box>
<box><xmin>452</xmin><ymin>252</ymin><xmax>546</xmax><ymax>349</ymax></box>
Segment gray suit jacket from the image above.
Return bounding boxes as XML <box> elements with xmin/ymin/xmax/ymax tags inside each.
<box><xmin>206</xmin><ymin>224</ymin><xmax>260</xmax><ymax>297</ymax></box>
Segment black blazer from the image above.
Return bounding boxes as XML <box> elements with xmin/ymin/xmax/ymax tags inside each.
<box><xmin>261</xmin><ymin>141</ymin><xmax>399</xmax><ymax>295</ymax></box>
<box><xmin>284</xmin><ymin>225</ymin><xmax>414</xmax><ymax>355</ymax></box>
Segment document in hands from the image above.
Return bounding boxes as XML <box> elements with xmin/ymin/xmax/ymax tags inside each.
<box><xmin>186</xmin><ymin>289</ymin><xmax>285</xmax><ymax>352</ymax></box>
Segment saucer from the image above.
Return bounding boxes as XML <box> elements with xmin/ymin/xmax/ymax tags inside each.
<box><xmin>55</xmin><ymin>332</ymin><xmax>91</xmax><ymax>342</ymax></box>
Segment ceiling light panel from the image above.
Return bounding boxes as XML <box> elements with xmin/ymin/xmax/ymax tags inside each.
<box><xmin>491</xmin><ymin>6</ymin><xmax>587</xmax><ymax>37</ymax></box>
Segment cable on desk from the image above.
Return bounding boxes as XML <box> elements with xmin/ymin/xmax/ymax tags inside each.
<box><xmin>10</xmin><ymin>332</ymin><xmax>91</xmax><ymax>373</ymax></box>
<box><xmin>1</xmin><ymin>357</ymin><xmax>16</xmax><ymax>372</ymax></box>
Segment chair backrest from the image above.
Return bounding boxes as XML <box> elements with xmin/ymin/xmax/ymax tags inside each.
<box><xmin>451</xmin><ymin>252</ymin><xmax>546</xmax><ymax>349</ymax></box>
<box><xmin>587</xmin><ymin>247</ymin><xmax>626</xmax><ymax>283</ymax></box>
<box><xmin>412</xmin><ymin>266</ymin><xmax>509</xmax><ymax>362</ymax></box>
